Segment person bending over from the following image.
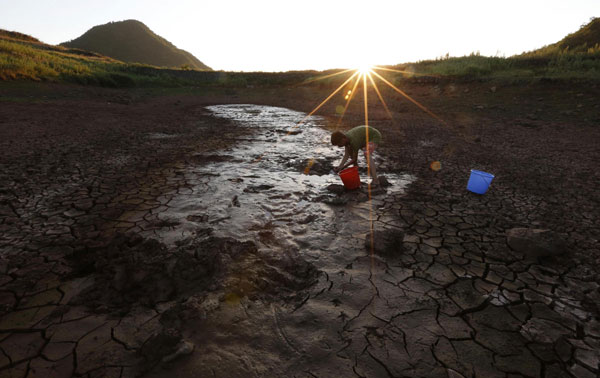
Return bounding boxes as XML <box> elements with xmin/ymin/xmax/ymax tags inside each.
<box><xmin>331</xmin><ymin>125</ymin><xmax>382</xmax><ymax>187</ymax></box>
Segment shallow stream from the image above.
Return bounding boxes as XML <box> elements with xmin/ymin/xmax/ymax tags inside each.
<box><xmin>156</xmin><ymin>104</ymin><xmax>414</xmax><ymax>254</ymax></box>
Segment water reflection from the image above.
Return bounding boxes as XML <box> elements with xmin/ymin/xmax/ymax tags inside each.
<box><xmin>157</xmin><ymin>104</ymin><xmax>414</xmax><ymax>252</ymax></box>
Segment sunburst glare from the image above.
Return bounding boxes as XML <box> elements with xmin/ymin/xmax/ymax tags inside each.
<box><xmin>293</xmin><ymin>63</ymin><xmax>448</xmax><ymax>261</ymax></box>
<box><xmin>357</xmin><ymin>64</ymin><xmax>373</xmax><ymax>75</ymax></box>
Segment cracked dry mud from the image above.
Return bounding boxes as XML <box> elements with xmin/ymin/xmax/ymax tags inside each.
<box><xmin>1</xmin><ymin>83</ymin><xmax>600</xmax><ymax>378</ymax></box>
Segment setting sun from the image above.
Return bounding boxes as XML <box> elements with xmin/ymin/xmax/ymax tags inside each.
<box><xmin>356</xmin><ymin>64</ymin><xmax>373</xmax><ymax>75</ymax></box>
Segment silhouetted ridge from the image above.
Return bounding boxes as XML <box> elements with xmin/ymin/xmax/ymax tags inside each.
<box><xmin>523</xmin><ymin>17</ymin><xmax>600</xmax><ymax>56</ymax></box>
<box><xmin>61</xmin><ymin>19</ymin><xmax>211</xmax><ymax>70</ymax></box>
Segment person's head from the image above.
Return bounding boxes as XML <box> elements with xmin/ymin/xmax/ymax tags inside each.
<box><xmin>331</xmin><ymin>131</ymin><xmax>348</xmax><ymax>147</ymax></box>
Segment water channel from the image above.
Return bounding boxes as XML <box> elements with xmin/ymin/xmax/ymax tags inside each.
<box><xmin>156</xmin><ymin>104</ymin><xmax>415</xmax><ymax>255</ymax></box>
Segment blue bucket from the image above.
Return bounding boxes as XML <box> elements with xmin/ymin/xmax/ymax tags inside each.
<box><xmin>467</xmin><ymin>170</ymin><xmax>495</xmax><ymax>194</ymax></box>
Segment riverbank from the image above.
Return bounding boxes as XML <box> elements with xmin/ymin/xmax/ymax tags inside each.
<box><xmin>0</xmin><ymin>80</ymin><xmax>599</xmax><ymax>377</ymax></box>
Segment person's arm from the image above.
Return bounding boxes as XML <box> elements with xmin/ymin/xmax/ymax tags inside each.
<box><xmin>338</xmin><ymin>146</ymin><xmax>358</xmax><ymax>171</ymax></box>
<box><xmin>349</xmin><ymin>148</ymin><xmax>359</xmax><ymax>167</ymax></box>
<box><xmin>334</xmin><ymin>146</ymin><xmax>350</xmax><ymax>172</ymax></box>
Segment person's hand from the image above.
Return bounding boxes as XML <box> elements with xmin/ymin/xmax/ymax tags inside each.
<box><xmin>333</xmin><ymin>166</ymin><xmax>340</xmax><ymax>173</ymax></box>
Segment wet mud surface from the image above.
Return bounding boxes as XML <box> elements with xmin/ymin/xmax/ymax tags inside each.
<box><xmin>0</xmin><ymin>82</ymin><xmax>599</xmax><ymax>377</ymax></box>
<box><xmin>152</xmin><ymin>104</ymin><xmax>413</xmax><ymax>247</ymax></box>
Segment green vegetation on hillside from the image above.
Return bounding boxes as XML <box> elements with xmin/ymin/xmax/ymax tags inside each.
<box><xmin>523</xmin><ymin>17</ymin><xmax>600</xmax><ymax>56</ymax></box>
<box><xmin>391</xmin><ymin>18</ymin><xmax>600</xmax><ymax>80</ymax></box>
<box><xmin>61</xmin><ymin>20</ymin><xmax>211</xmax><ymax>70</ymax></box>
<box><xmin>0</xmin><ymin>30</ymin><xmax>319</xmax><ymax>87</ymax></box>
<box><xmin>1</xmin><ymin>18</ymin><xmax>600</xmax><ymax>88</ymax></box>
<box><xmin>1</xmin><ymin>34</ymin><xmax>148</xmax><ymax>86</ymax></box>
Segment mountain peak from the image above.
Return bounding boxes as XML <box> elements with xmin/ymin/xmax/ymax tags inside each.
<box><xmin>61</xmin><ymin>19</ymin><xmax>211</xmax><ymax>70</ymax></box>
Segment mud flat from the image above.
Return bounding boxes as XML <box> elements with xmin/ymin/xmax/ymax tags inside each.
<box><xmin>0</xmin><ymin>82</ymin><xmax>599</xmax><ymax>377</ymax></box>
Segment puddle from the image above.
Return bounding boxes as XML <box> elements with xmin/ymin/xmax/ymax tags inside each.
<box><xmin>154</xmin><ymin>104</ymin><xmax>415</xmax><ymax>253</ymax></box>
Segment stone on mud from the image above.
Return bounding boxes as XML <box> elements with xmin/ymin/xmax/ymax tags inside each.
<box><xmin>326</xmin><ymin>184</ymin><xmax>345</xmax><ymax>195</ymax></box>
<box><xmin>378</xmin><ymin>175</ymin><xmax>391</xmax><ymax>187</ymax></box>
<box><xmin>506</xmin><ymin>228</ymin><xmax>567</xmax><ymax>258</ymax></box>
<box><xmin>243</xmin><ymin>184</ymin><xmax>274</xmax><ymax>193</ymax></box>
<box><xmin>364</xmin><ymin>229</ymin><xmax>405</xmax><ymax>256</ymax></box>
<box><xmin>162</xmin><ymin>340</ymin><xmax>194</xmax><ymax>363</ymax></box>
<box><xmin>302</xmin><ymin>158</ymin><xmax>333</xmax><ymax>176</ymax></box>
<box><xmin>288</xmin><ymin>158</ymin><xmax>334</xmax><ymax>176</ymax></box>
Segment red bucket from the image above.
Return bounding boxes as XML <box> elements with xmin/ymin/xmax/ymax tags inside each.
<box><xmin>339</xmin><ymin>166</ymin><xmax>360</xmax><ymax>190</ymax></box>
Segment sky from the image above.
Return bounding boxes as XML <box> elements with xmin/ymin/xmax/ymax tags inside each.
<box><xmin>1</xmin><ymin>0</ymin><xmax>598</xmax><ymax>72</ymax></box>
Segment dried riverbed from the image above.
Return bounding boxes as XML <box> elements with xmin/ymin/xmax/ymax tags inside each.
<box><xmin>1</xmin><ymin>83</ymin><xmax>599</xmax><ymax>377</ymax></box>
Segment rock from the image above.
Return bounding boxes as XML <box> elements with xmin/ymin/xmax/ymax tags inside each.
<box><xmin>378</xmin><ymin>176</ymin><xmax>391</xmax><ymax>187</ymax></box>
<box><xmin>161</xmin><ymin>340</ymin><xmax>194</xmax><ymax>363</ymax></box>
<box><xmin>506</xmin><ymin>228</ymin><xmax>567</xmax><ymax>258</ymax></box>
<box><xmin>289</xmin><ymin>158</ymin><xmax>333</xmax><ymax>176</ymax></box>
<box><xmin>243</xmin><ymin>184</ymin><xmax>274</xmax><ymax>193</ymax></box>
<box><xmin>304</xmin><ymin>159</ymin><xmax>330</xmax><ymax>175</ymax></box>
<box><xmin>364</xmin><ymin>229</ymin><xmax>405</xmax><ymax>256</ymax></box>
<box><xmin>326</xmin><ymin>184</ymin><xmax>345</xmax><ymax>195</ymax></box>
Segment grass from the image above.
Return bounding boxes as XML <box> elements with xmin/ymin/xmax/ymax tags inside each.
<box><xmin>1</xmin><ymin>38</ymin><xmax>125</xmax><ymax>83</ymax></box>
<box><xmin>388</xmin><ymin>52</ymin><xmax>600</xmax><ymax>82</ymax></box>
<box><xmin>394</xmin><ymin>18</ymin><xmax>600</xmax><ymax>81</ymax></box>
<box><xmin>0</xmin><ymin>35</ymin><xmax>325</xmax><ymax>88</ymax></box>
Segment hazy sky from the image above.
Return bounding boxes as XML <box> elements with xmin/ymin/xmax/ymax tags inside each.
<box><xmin>1</xmin><ymin>0</ymin><xmax>598</xmax><ymax>71</ymax></box>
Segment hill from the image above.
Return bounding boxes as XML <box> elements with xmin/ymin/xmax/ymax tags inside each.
<box><xmin>61</xmin><ymin>19</ymin><xmax>211</xmax><ymax>70</ymax></box>
<box><xmin>391</xmin><ymin>18</ymin><xmax>600</xmax><ymax>79</ymax></box>
<box><xmin>0</xmin><ymin>28</ymin><xmax>315</xmax><ymax>86</ymax></box>
<box><xmin>523</xmin><ymin>17</ymin><xmax>600</xmax><ymax>56</ymax></box>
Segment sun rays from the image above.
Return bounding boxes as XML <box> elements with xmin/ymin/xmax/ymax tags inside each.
<box><xmin>290</xmin><ymin>64</ymin><xmax>446</xmax><ymax>135</ymax></box>
<box><xmin>306</xmin><ymin>65</ymin><xmax>445</xmax><ymax>130</ymax></box>
<box><xmin>297</xmin><ymin>65</ymin><xmax>447</xmax><ymax>263</ymax></box>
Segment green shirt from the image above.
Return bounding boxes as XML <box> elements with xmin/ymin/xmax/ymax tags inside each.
<box><xmin>345</xmin><ymin>126</ymin><xmax>382</xmax><ymax>154</ymax></box>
